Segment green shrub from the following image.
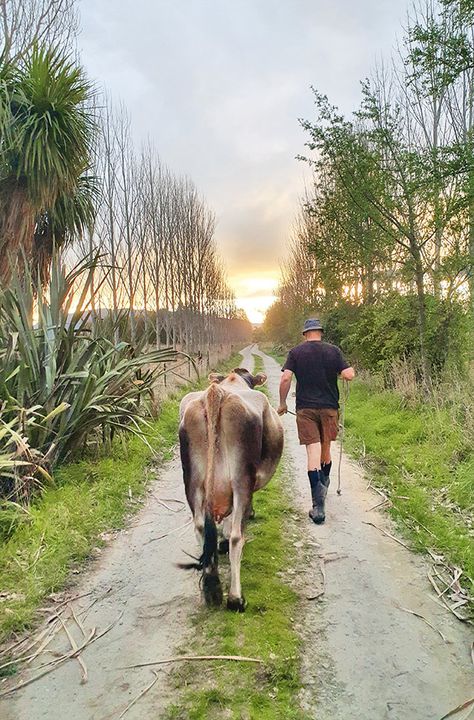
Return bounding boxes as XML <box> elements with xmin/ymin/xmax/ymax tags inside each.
<box><xmin>322</xmin><ymin>294</ymin><xmax>467</xmax><ymax>377</ymax></box>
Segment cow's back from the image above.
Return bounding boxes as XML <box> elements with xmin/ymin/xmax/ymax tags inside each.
<box><xmin>180</xmin><ymin>384</ymin><xmax>265</xmax><ymax>521</ymax></box>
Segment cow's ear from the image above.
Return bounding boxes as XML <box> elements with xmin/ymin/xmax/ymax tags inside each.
<box><xmin>253</xmin><ymin>372</ymin><xmax>267</xmax><ymax>387</ymax></box>
<box><xmin>208</xmin><ymin>373</ymin><xmax>225</xmax><ymax>384</ymax></box>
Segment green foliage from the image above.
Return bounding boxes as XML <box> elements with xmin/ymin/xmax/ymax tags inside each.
<box><xmin>263</xmin><ymin>293</ymin><xmax>467</xmax><ymax>380</ymax></box>
<box><xmin>0</xmin><ymin>45</ymin><xmax>96</xmax><ymax>279</ymax></box>
<box><xmin>4</xmin><ymin>46</ymin><xmax>94</xmax><ymax>204</ymax></box>
<box><xmin>322</xmin><ymin>295</ymin><xmax>468</xmax><ymax>376</ymax></box>
<box><xmin>0</xmin><ymin>254</ymin><xmax>178</xmax><ymax>500</ymax></box>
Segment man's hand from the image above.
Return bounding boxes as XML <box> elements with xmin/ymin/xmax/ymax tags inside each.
<box><xmin>279</xmin><ymin>369</ymin><xmax>293</xmax><ymax>416</ymax></box>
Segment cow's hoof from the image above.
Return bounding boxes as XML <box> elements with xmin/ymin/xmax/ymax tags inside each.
<box><xmin>309</xmin><ymin>507</ymin><xmax>325</xmax><ymax>524</ymax></box>
<box><xmin>203</xmin><ymin>574</ymin><xmax>223</xmax><ymax>607</ymax></box>
<box><xmin>218</xmin><ymin>539</ymin><xmax>229</xmax><ymax>555</ymax></box>
<box><xmin>227</xmin><ymin>595</ymin><xmax>246</xmax><ymax>613</ymax></box>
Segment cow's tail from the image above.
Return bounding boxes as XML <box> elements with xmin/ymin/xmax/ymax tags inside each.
<box><xmin>178</xmin><ymin>382</ymin><xmax>224</xmax><ymax>606</ymax></box>
<box><xmin>204</xmin><ymin>381</ymin><xmax>225</xmax><ymax>514</ymax></box>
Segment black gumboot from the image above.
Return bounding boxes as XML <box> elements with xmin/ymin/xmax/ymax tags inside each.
<box><xmin>308</xmin><ymin>469</ymin><xmax>329</xmax><ymax>525</ymax></box>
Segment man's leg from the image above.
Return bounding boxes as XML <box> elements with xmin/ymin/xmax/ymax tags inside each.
<box><xmin>305</xmin><ymin>442</ymin><xmax>321</xmax><ymax>471</ymax></box>
<box><xmin>297</xmin><ymin>412</ymin><xmax>327</xmax><ymax>524</ymax></box>
<box><xmin>321</xmin><ymin>439</ymin><xmax>332</xmax><ymax>481</ymax></box>
<box><xmin>305</xmin><ymin>441</ymin><xmax>328</xmax><ymax>525</ymax></box>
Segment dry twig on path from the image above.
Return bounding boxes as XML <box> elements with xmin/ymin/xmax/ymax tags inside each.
<box><xmin>0</xmin><ymin>591</ymin><xmax>92</xmax><ymax>664</ymax></box>
<box><xmin>362</xmin><ymin>521</ymin><xmax>410</xmax><ymax>550</ymax></box>
<box><xmin>427</xmin><ymin>561</ymin><xmax>473</xmax><ymax>625</ymax></box>
<box><xmin>395</xmin><ymin>605</ymin><xmax>447</xmax><ymax>643</ymax></box>
<box><xmin>154</xmin><ymin>497</ymin><xmax>185</xmax><ymax>513</ymax></box>
<box><xmin>439</xmin><ymin>697</ymin><xmax>474</xmax><ymax>720</ymax></box>
<box><xmin>367</xmin><ymin>497</ymin><xmax>390</xmax><ymax>512</ymax></box>
<box><xmin>0</xmin><ymin>612</ymin><xmax>123</xmax><ymax>697</ymax></box>
<box><xmin>118</xmin><ymin>671</ymin><xmax>160</xmax><ymax>718</ymax></box>
<box><xmin>122</xmin><ymin>654</ymin><xmax>263</xmax><ymax>669</ymax></box>
<box><xmin>145</xmin><ymin>519</ymin><xmax>193</xmax><ymax>545</ymax></box>
<box><xmin>0</xmin><ymin>628</ymin><xmax>96</xmax><ymax>697</ymax></box>
<box><xmin>58</xmin><ymin>614</ymin><xmax>88</xmax><ymax>684</ymax></box>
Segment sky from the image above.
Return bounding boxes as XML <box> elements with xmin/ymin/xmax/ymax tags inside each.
<box><xmin>78</xmin><ymin>0</ymin><xmax>409</xmax><ymax>323</ymax></box>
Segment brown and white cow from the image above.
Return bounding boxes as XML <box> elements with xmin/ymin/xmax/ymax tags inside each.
<box><xmin>178</xmin><ymin>368</ymin><xmax>284</xmax><ymax>611</ymax></box>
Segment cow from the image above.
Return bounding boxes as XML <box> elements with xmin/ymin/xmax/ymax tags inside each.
<box><xmin>178</xmin><ymin>367</ymin><xmax>284</xmax><ymax>612</ymax></box>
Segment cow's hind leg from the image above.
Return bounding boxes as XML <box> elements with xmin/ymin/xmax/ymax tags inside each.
<box><xmin>201</xmin><ymin>514</ymin><xmax>223</xmax><ymax>607</ymax></box>
<box><xmin>218</xmin><ymin>515</ymin><xmax>231</xmax><ymax>555</ymax></box>
<box><xmin>227</xmin><ymin>491</ymin><xmax>249</xmax><ymax>612</ymax></box>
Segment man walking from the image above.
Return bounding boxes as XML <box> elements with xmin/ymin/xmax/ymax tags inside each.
<box><xmin>278</xmin><ymin>319</ymin><xmax>355</xmax><ymax>524</ymax></box>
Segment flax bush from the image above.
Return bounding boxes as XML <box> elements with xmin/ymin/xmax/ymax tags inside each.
<box><xmin>0</xmin><ymin>255</ymin><xmax>178</xmax><ymax>502</ymax></box>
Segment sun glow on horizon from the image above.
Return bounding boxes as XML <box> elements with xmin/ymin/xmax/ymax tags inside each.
<box><xmin>231</xmin><ymin>272</ymin><xmax>279</xmax><ymax>324</ymax></box>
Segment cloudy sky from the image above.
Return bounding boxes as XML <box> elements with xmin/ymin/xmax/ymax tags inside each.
<box><xmin>79</xmin><ymin>0</ymin><xmax>409</xmax><ymax>322</ymax></box>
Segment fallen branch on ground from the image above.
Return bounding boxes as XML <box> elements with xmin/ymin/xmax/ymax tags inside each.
<box><xmin>439</xmin><ymin>697</ymin><xmax>474</xmax><ymax>720</ymax></box>
<box><xmin>154</xmin><ymin>497</ymin><xmax>185</xmax><ymax>513</ymax></box>
<box><xmin>362</xmin><ymin>521</ymin><xmax>410</xmax><ymax>550</ymax></box>
<box><xmin>427</xmin><ymin>561</ymin><xmax>473</xmax><ymax>625</ymax></box>
<box><xmin>118</xmin><ymin>671</ymin><xmax>160</xmax><ymax>718</ymax></box>
<box><xmin>0</xmin><ymin>612</ymin><xmax>123</xmax><ymax>697</ymax></box>
<box><xmin>317</xmin><ymin>553</ymin><xmax>348</xmax><ymax>563</ymax></box>
<box><xmin>145</xmin><ymin>519</ymin><xmax>193</xmax><ymax>545</ymax></box>
<box><xmin>0</xmin><ymin>591</ymin><xmax>92</xmax><ymax>663</ymax></box>
<box><xmin>367</xmin><ymin>497</ymin><xmax>390</xmax><ymax>512</ymax></box>
<box><xmin>395</xmin><ymin>605</ymin><xmax>447</xmax><ymax>643</ymax></box>
<box><xmin>122</xmin><ymin>654</ymin><xmax>263</xmax><ymax>669</ymax></box>
<box><xmin>58</xmin><ymin>614</ymin><xmax>88</xmax><ymax>684</ymax></box>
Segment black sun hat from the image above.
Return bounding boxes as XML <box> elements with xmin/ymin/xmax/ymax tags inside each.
<box><xmin>302</xmin><ymin>318</ymin><xmax>324</xmax><ymax>334</ymax></box>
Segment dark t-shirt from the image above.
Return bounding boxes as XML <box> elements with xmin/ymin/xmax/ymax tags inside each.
<box><xmin>282</xmin><ymin>341</ymin><xmax>350</xmax><ymax>410</ymax></box>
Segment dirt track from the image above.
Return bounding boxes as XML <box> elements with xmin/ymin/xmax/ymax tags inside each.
<box><xmin>1</xmin><ymin>346</ymin><xmax>473</xmax><ymax>719</ymax></box>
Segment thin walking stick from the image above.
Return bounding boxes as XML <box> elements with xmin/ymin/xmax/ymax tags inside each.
<box><xmin>337</xmin><ymin>380</ymin><xmax>350</xmax><ymax>496</ymax></box>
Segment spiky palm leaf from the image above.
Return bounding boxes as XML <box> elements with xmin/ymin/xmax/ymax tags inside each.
<box><xmin>0</xmin><ymin>46</ymin><xmax>96</xmax><ymax>281</ymax></box>
<box><xmin>0</xmin><ymin>254</ymin><xmax>180</xmax><ymax>500</ymax></box>
<box><xmin>33</xmin><ymin>174</ymin><xmax>99</xmax><ymax>285</ymax></box>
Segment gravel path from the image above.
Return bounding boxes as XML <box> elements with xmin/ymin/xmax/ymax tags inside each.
<box><xmin>1</xmin><ymin>345</ymin><xmax>472</xmax><ymax>720</ymax></box>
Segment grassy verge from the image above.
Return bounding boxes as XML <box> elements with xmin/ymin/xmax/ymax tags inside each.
<box><xmin>344</xmin><ymin>380</ymin><xmax>474</xmax><ymax>600</ymax></box>
<box><xmin>162</xmin><ymin>353</ymin><xmax>303</xmax><ymax>720</ymax></box>
<box><xmin>0</xmin><ymin>353</ymin><xmax>243</xmax><ymax>644</ymax></box>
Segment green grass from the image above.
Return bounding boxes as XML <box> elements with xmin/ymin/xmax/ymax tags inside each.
<box><xmin>162</xmin><ymin>352</ymin><xmax>304</xmax><ymax>720</ymax></box>
<box><xmin>344</xmin><ymin>380</ymin><xmax>474</xmax><ymax>599</ymax></box>
<box><xmin>0</xmin><ymin>354</ymin><xmax>243</xmax><ymax>644</ymax></box>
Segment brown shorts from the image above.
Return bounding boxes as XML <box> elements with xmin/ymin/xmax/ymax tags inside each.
<box><xmin>296</xmin><ymin>408</ymin><xmax>339</xmax><ymax>445</ymax></box>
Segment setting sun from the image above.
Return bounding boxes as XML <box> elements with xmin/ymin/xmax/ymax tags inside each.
<box><xmin>231</xmin><ymin>273</ymin><xmax>279</xmax><ymax>324</ymax></box>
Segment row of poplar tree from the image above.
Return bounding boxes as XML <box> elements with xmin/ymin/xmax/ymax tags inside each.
<box><xmin>0</xmin><ymin>0</ymin><xmax>251</xmax><ymax>359</ymax></box>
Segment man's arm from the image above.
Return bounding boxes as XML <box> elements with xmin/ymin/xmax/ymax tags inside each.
<box><xmin>340</xmin><ymin>366</ymin><xmax>355</xmax><ymax>381</ymax></box>
<box><xmin>278</xmin><ymin>369</ymin><xmax>293</xmax><ymax>415</ymax></box>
